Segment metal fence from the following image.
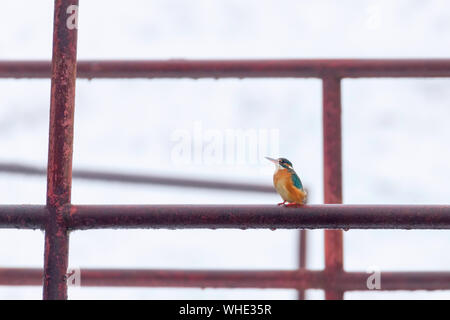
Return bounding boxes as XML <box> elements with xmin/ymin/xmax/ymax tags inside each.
<box><xmin>0</xmin><ymin>0</ymin><xmax>450</xmax><ymax>300</ymax></box>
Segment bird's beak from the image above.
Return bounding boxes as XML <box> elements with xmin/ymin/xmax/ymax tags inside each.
<box><xmin>265</xmin><ymin>157</ymin><xmax>278</xmax><ymax>164</ymax></box>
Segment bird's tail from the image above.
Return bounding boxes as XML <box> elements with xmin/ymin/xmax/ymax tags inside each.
<box><xmin>302</xmin><ymin>188</ymin><xmax>309</xmax><ymax>204</ymax></box>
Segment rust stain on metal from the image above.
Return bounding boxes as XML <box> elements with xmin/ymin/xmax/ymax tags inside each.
<box><xmin>1</xmin><ymin>267</ymin><xmax>450</xmax><ymax>292</ymax></box>
<box><xmin>60</xmin><ymin>204</ymin><xmax>450</xmax><ymax>230</ymax></box>
<box><xmin>297</xmin><ymin>230</ymin><xmax>307</xmax><ymax>299</ymax></box>
<box><xmin>3</xmin><ymin>59</ymin><xmax>450</xmax><ymax>79</ymax></box>
<box><xmin>0</xmin><ymin>206</ymin><xmax>47</xmax><ymax>229</ymax></box>
<box><xmin>43</xmin><ymin>0</ymin><xmax>79</xmax><ymax>301</ymax></box>
<box><xmin>0</xmin><ymin>204</ymin><xmax>445</xmax><ymax>231</ymax></box>
<box><xmin>322</xmin><ymin>75</ymin><xmax>344</xmax><ymax>300</ymax></box>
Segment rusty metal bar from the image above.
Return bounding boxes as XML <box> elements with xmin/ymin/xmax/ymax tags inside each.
<box><xmin>0</xmin><ymin>205</ymin><xmax>449</xmax><ymax>230</ymax></box>
<box><xmin>297</xmin><ymin>230</ymin><xmax>307</xmax><ymax>299</ymax></box>
<box><xmin>339</xmin><ymin>272</ymin><xmax>450</xmax><ymax>291</ymax></box>
<box><xmin>1</xmin><ymin>205</ymin><xmax>450</xmax><ymax>230</ymax></box>
<box><xmin>323</xmin><ymin>75</ymin><xmax>344</xmax><ymax>300</ymax></box>
<box><xmin>0</xmin><ymin>162</ymin><xmax>274</xmax><ymax>193</ymax></box>
<box><xmin>0</xmin><ymin>205</ymin><xmax>47</xmax><ymax>229</ymax></box>
<box><xmin>64</xmin><ymin>205</ymin><xmax>450</xmax><ymax>230</ymax></box>
<box><xmin>1</xmin><ymin>268</ymin><xmax>450</xmax><ymax>291</ymax></box>
<box><xmin>43</xmin><ymin>0</ymin><xmax>79</xmax><ymax>300</ymax></box>
<box><xmin>1</xmin><ymin>59</ymin><xmax>450</xmax><ymax>79</ymax></box>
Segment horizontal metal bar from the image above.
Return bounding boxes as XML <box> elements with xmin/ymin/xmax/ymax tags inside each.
<box><xmin>0</xmin><ymin>205</ymin><xmax>46</xmax><ymax>229</ymax></box>
<box><xmin>340</xmin><ymin>271</ymin><xmax>450</xmax><ymax>291</ymax></box>
<box><xmin>0</xmin><ymin>268</ymin><xmax>449</xmax><ymax>291</ymax></box>
<box><xmin>1</xmin><ymin>205</ymin><xmax>450</xmax><ymax>230</ymax></box>
<box><xmin>1</xmin><ymin>60</ymin><xmax>450</xmax><ymax>79</ymax></box>
<box><xmin>0</xmin><ymin>162</ymin><xmax>274</xmax><ymax>193</ymax></box>
<box><xmin>67</xmin><ymin>205</ymin><xmax>450</xmax><ymax>230</ymax></box>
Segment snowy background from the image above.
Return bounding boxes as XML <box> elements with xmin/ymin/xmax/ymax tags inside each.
<box><xmin>0</xmin><ymin>0</ymin><xmax>450</xmax><ymax>299</ymax></box>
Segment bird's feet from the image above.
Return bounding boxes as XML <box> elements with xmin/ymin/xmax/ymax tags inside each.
<box><xmin>277</xmin><ymin>201</ymin><xmax>287</xmax><ymax>206</ymax></box>
<box><xmin>285</xmin><ymin>202</ymin><xmax>304</xmax><ymax>207</ymax></box>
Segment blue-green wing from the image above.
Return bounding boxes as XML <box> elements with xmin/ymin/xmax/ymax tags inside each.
<box><xmin>290</xmin><ymin>170</ymin><xmax>303</xmax><ymax>190</ymax></box>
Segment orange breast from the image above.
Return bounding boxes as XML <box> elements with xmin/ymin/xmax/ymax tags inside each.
<box><xmin>273</xmin><ymin>169</ymin><xmax>307</xmax><ymax>204</ymax></box>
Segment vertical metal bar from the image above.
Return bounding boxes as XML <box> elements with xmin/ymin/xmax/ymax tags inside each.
<box><xmin>297</xmin><ymin>230</ymin><xmax>307</xmax><ymax>299</ymax></box>
<box><xmin>322</xmin><ymin>75</ymin><xmax>344</xmax><ymax>300</ymax></box>
<box><xmin>43</xmin><ymin>0</ymin><xmax>79</xmax><ymax>300</ymax></box>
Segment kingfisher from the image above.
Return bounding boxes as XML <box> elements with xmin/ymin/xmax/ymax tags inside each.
<box><xmin>266</xmin><ymin>157</ymin><xmax>307</xmax><ymax>206</ymax></box>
